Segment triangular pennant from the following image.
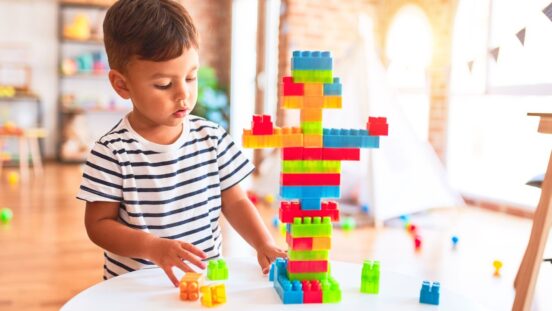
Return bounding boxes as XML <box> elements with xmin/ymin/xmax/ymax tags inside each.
<box><xmin>489</xmin><ymin>47</ymin><xmax>500</xmax><ymax>62</ymax></box>
<box><xmin>467</xmin><ymin>60</ymin><xmax>474</xmax><ymax>73</ymax></box>
<box><xmin>516</xmin><ymin>28</ymin><xmax>526</xmax><ymax>46</ymax></box>
<box><xmin>543</xmin><ymin>2</ymin><xmax>552</xmax><ymax>22</ymax></box>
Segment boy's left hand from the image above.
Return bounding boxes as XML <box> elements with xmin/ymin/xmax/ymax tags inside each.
<box><xmin>256</xmin><ymin>242</ymin><xmax>287</xmax><ymax>274</ymax></box>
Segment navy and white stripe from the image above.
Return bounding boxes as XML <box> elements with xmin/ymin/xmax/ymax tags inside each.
<box><xmin>77</xmin><ymin>115</ymin><xmax>254</xmax><ymax>280</ymax></box>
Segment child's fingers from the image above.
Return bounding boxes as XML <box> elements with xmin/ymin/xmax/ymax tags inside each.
<box><xmin>178</xmin><ymin>248</ymin><xmax>206</xmax><ymax>269</ymax></box>
<box><xmin>162</xmin><ymin>266</ymin><xmax>179</xmax><ymax>288</ymax></box>
<box><xmin>180</xmin><ymin>242</ymin><xmax>208</xmax><ymax>259</ymax></box>
<box><xmin>174</xmin><ymin>259</ymin><xmax>193</xmax><ymax>273</ymax></box>
<box><xmin>258</xmin><ymin>256</ymin><xmax>270</xmax><ymax>274</ymax></box>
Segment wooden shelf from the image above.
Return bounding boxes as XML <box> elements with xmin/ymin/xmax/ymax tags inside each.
<box><xmin>61</xmin><ymin>72</ymin><xmax>108</xmax><ymax>79</ymax></box>
<box><xmin>59</xmin><ymin>0</ymin><xmax>112</xmax><ymax>10</ymax></box>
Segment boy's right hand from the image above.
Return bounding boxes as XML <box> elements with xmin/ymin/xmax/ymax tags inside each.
<box><xmin>148</xmin><ymin>238</ymin><xmax>208</xmax><ymax>287</ymax></box>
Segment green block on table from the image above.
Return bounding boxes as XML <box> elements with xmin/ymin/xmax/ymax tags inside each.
<box><xmin>207</xmin><ymin>259</ymin><xmax>228</xmax><ymax>280</ymax></box>
<box><xmin>288</xmin><ymin>250</ymin><xmax>329</xmax><ymax>261</ymax></box>
<box><xmin>292</xmin><ymin>69</ymin><xmax>333</xmax><ymax>83</ymax></box>
<box><xmin>282</xmin><ymin>160</ymin><xmax>341</xmax><ymax>173</ymax></box>
<box><xmin>322</xmin><ymin>277</ymin><xmax>342</xmax><ymax>303</ymax></box>
<box><xmin>289</xmin><ymin>217</ymin><xmax>332</xmax><ymax>237</ymax></box>
<box><xmin>361</xmin><ymin>260</ymin><xmax>380</xmax><ymax>294</ymax></box>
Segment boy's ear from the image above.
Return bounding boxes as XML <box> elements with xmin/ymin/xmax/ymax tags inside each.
<box><xmin>108</xmin><ymin>69</ymin><xmax>131</xmax><ymax>99</ymax></box>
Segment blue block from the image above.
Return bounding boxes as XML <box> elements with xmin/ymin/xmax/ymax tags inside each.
<box><xmin>419</xmin><ymin>281</ymin><xmax>440</xmax><ymax>305</ymax></box>
<box><xmin>269</xmin><ymin>262</ymin><xmax>275</xmax><ymax>281</ymax></box>
<box><xmin>323</xmin><ymin>128</ymin><xmax>380</xmax><ymax>148</ymax></box>
<box><xmin>280</xmin><ymin>186</ymin><xmax>340</xmax><ymax>199</ymax></box>
<box><xmin>323</xmin><ymin>78</ymin><xmax>342</xmax><ymax>95</ymax></box>
<box><xmin>273</xmin><ymin>258</ymin><xmax>303</xmax><ymax>304</ymax></box>
<box><xmin>292</xmin><ymin>50</ymin><xmax>332</xmax><ymax>70</ymax></box>
<box><xmin>300</xmin><ymin>198</ymin><xmax>322</xmax><ymax>210</ymax></box>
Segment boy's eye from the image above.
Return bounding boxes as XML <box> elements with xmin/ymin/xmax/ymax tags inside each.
<box><xmin>187</xmin><ymin>77</ymin><xmax>197</xmax><ymax>82</ymax></box>
<box><xmin>154</xmin><ymin>82</ymin><xmax>172</xmax><ymax>90</ymax></box>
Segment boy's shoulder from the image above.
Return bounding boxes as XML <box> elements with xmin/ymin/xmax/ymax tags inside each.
<box><xmin>187</xmin><ymin>115</ymin><xmax>224</xmax><ymax>136</ymax></box>
<box><xmin>95</xmin><ymin>119</ymin><xmax>132</xmax><ymax>147</ymax></box>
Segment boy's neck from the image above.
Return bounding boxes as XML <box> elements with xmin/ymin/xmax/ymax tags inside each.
<box><xmin>127</xmin><ymin>111</ymin><xmax>183</xmax><ymax>145</ymax></box>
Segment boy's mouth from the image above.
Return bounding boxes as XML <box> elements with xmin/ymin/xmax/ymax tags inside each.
<box><xmin>173</xmin><ymin>109</ymin><xmax>188</xmax><ymax>118</ymax></box>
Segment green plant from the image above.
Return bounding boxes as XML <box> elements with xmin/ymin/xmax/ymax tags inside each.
<box><xmin>193</xmin><ymin>67</ymin><xmax>229</xmax><ymax>129</ymax></box>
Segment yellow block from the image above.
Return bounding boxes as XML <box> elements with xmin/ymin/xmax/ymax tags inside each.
<box><xmin>323</xmin><ymin>96</ymin><xmax>342</xmax><ymax>108</ymax></box>
<box><xmin>282</xmin><ymin>96</ymin><xmax>303</xmax><ymax>109</ymax></box>
<box><xmin>303</xmin><ymin>134</ymin><xmax>323</xmax><ymax>147</ymax></box>
<box><xmin>312</xmin><ymin>237</ymin><xmax>332</xmax><ymax>250</ymax></box>
<box><xmin>303</xmin><ymin>83</ymin><xmax>323</xmax><ymax>96</ymax></box>
<box><xmin>282</xmin><ymin>127</ymin><xmax>303</xmax><ymax>147</ymax></box>
<box><xmin>300</xmin><ymin>108</ymin><xmax>323</xmax><ymax>122</ymax></box>
<box><xmin>200</xmin><ymin>284</ymin><xmax>227</xmax><ymax>307</ymax></box>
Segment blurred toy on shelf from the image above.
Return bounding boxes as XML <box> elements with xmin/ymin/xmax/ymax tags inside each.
<box><xmin>62</xmin><ymin>51</ymin><xmax>109</xmax><ymax>76</ymax></box>
<box><xmin>0</xmin><ymin>86</ymin><xmax>16</xmax><ymax>98</ymax></box>
<box><xmin>63</xmin><ymin>14</ymin><xmax>91</xmax><ymax>41</ymax></box>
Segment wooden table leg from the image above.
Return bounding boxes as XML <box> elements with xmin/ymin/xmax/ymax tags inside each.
<box><xmin>512</xmin><ymin>151</ymin><xmax>552</xmax><ymax>310</ymax></box>
<box><xmin>28</xmin><ymin>136</ymin><xmax>43</xmax><ymax>177</ymax></box>
<box><xmin>18</xmin><ymin>136</ymin><xmax>29</xmax><ymax>182</ymax></box>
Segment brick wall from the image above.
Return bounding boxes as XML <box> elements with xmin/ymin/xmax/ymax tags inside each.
<box><xmin>181</xmin><ymin>0</ymin><xmax>232</xmax><ymax>89</ymax></box>
<box><xmin>278</xmin><ymin>0</ymin><xmax>457</xmax><ymax>163</ymax></box>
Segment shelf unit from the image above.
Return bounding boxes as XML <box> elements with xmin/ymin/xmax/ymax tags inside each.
<box><xmin>57</xmin><ymin>0</ymin><xmax>129</xmax><ymax>162</ymax></box>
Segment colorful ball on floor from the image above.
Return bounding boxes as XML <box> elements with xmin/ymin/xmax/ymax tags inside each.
<box><xmin>0</xmin><ymin>207</ymin><xmax>13</xmax><ymax>224</ymax></box>
<box><xmin>7</xmin><ymin>171</ymin><xmax>19</xmax><ymax>185</ymax></box>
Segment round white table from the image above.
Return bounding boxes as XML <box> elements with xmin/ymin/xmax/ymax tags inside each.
<box><xmin>62</xmin><ymin>257</ymin><xmax>487</xmax><ymax>310</ymax></box>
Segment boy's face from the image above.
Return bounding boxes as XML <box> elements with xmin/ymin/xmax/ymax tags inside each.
<box><xmin>109</xmin><ymin>48</ymin><xmax>199</xmax><ymax>129</ymax></box>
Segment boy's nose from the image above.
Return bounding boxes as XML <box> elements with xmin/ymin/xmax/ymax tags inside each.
<box><xmin>174</xmin><ymin>80</ymin><xmax>190</xmax><ymax>100</ymax></box>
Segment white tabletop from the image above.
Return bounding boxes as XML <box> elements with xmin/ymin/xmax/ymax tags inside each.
<box><xmin>62</xmin><ymin>257</ymin><xmax>487</xmax><ymax>310</ymax></box>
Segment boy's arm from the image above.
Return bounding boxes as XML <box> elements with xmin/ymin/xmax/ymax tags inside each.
<box><xmin>221</xmin><ymin>184</ymin><xmax>287</xmax><ymax>273</ymax></box>
<box><xmin>84</xmin><ymin>201</ymin><xmax>207</xmax><ymax>286</ymax></box>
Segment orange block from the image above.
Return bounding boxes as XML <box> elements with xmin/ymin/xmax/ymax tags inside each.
<box><xmin>300</xmin><ymin>108</ymin><xmax>323</xmax><ymax>122</ymax></box>
<box><xmin>180</xmin><ymin>272</ymin><xmax>203</xmax><ymax>301</ymax></box>
<box><xmin>282</xmin><ymin>127</ymin><xmax>303</xmax><ymax>147</ymax></box>
<box><xmin>282</xmin><ymin>96</ymin><xmax>303</xmax><ymax>109</ymax></box>
<box><xmin>304</xmin><ymin>83</ymin><xmax>324</xmax><ymax>96</ymax></box>
<box><xmin>323</xmin><ymin>96</ymin><xmax>342</xmax><ymax>108</ymax></box>
<box><xmin>303</xmin><ymin>134</ymin><xmax>323</xmax><ymax>147</ymax></box>
<box><xmin>304</xmin><ymin>96</ymin><xmax>324</xmax><ymax>108</ymax></box>
<box><xmin>312</xmin><ymin>236</ymin><xmax>332</xmax><ymax>250</ymax></box>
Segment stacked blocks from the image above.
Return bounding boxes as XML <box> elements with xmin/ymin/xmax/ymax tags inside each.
<box><xmin>179</xmin><ymin>272</ymin><xmax>203</xmax><ymax>301</ymax></box>
<box><xmin>200</xmin><ymin>284</ymin><xmax>227</xmax><ymax>307</ymax></box>
<box><xmin>242</xmin><ymin>50</ymin><xmax>388</xmax><ymax>304</ymax></box>
<box><xmin>207</xmin><ymin>259</ymin><xmax>228</xmax><ymax>281</ymax></box>
<box><xmin>419</xmin><ymin>281</ymin><xmax>440</xmax><ymax>305</ymax></box>
<box><xmin>361</xmin><ymin>260</ymin><xmax>380</xmax><ymax>294</ymax></box>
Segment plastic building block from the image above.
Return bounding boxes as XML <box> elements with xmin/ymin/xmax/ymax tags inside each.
<box><xmin>279</xmin><ymin>200</ymin><xmax>340</xmax><ymax>223</ymax></box>
<box><xmin>341</xmin><ymin>217</ymin><xmax>356</xmax><ymax>232</ymax></box>
<box><xmin>269</xmin><ymin>262</ymin><xmax>275</xmax><ymax>281</ymax></box>
<box><xmin>207</xmin><ymin>259</ymin><xmax>228</xmax><ymax>281</ymax></box>
<box><xmin>323</xmin><ymin>78</ymin><xmax>342</xmax><ymax>96</ymax></box>
<box><xmin>280</xmin><ymin>186</ymin><xmax>340</xmax><ymax>199</ymax></box>
<box><xmin>304</xmin><ymin>96</ymin><xmax>325</xmax><ymax>108</ymax></box>
<box><xmin>451</xmin><ymin>235</ymin><xmax>459</xmax><ymax>248</ymax></box>
<box><xmin>251</xmin><ymin>114</ymin><xmax>274</xmax><ymax>135</ymax></box>
<box><xmin>286</xmin><ymin>234</ymin><xmax>332</xmax><ymax>251</ymax></box>
<box><xmin>301</xmin><ymin>121</ymin><xmax>323</xmax><ymax>135</ymax></box>
<box><xmin>303</xmin><ymin>134</ymin><xmax>323</xmax><ymax>147</ymax></box>
<box><xmin>200</xmin><ymin>284</ymin><xmax>226</xmax><ymax>307</ymax></box>
<box><xmin>242</xmin><ymin>129</ymin><xmax>283</xmax><ymax>148</ymax></box>
<box><xmin>281</xmin><ymin>127</ymin><xmax>304</xmax><ymax>147</ymax></box>
<box><xmin>281</xmin><ymin>160</ymin><xmax>341</xmax><ymax>174</ymax></box>
<box><xmin>301</xmin><ymin>108</ymin><xmax>323</xmax><ymax>122</ymax></box>
<box><xmin>323</xmin><ymin>128</ymin><xmax>380</xmax><ymax>148</ymax></box>
<box><xmin>321</xmin><ymin>277</ymin><xmax>342</xmax><ymax>303</ymax></box>
<box><xmin>287</xmin><ymin>217</ymin><xmax>332</xmax><ymax>237</ymax></box>
<box><xmin>419</xmin><ymin>281</ymin><xmax>440</xmax><ymax>305</ymax></box>
<box><xmin>493</xmin><ymin>260</ymin><xmax>503</xmax><ymax>277</ymax></box>
<box><xmin>282</xmin><ymin>95</ymin><xmax>303</xmax><ymax>109</ymax></box>
<box><xmin>280</xmin><ymin>173</ymin><xmax>340</xmax><ymax>186</ymax></box>
<box><xmin>282</xmin><ymin>76</ymin><xmax>304</xmax><ymax>96</ymax></box>
<box><xmin>414</xmin><ymin>235</ymin><xmax>422</xmax><ymax>251</ymax></box>
<box><xmin>287</xmin><ymin>271</ymin><xmax>329</xmax><ymax>281</ymax></box>
<box><xmin>289</xmin><ymin>250</ymin><xmax>329</xmax><ymax>261</ymax></box>
<box><xmin>367</xmin><ymin>116</ymin><xmax>389</xmax><ymax>136</ymax></box>
<box><xmin>302</xmin><ymin>280</ymin><xmax>323</xmax><ymax>303</ymax></box>
<box><xmin>291</xmin><ymin>50</ymin><xmax>332</xmax><ymax>71</ymax></box>
<box><xmin>273</xmin><ymin>258</ymin><xmax>303</xmax><ymax>304</ymax></box>
<box><xmin>288</xmin><ymin>260</ymin><xmax>328</xmax><ymax>273</ymax></box>
<box><xmin>179</xmin><ymin>272</ymin><xmax>203</xmax><ymax>301</ymax></box>
<box><xmin>282</xmin><ymin>147</ymin><xmax>304</xmax><ymax>160</ymax></box>
<box><xmin>323</xmin><ymin>95</ymin><xmax>342</xmax><ymax>109</ymax></box>
<box><xmin>292</xmin><ymin>69</ymin><xmax>333</xmax><ymax>83</ymax></box>
<box><xmin>361</xmin><ymin>260</ymin><xmax>380</xmax><ymax>294</ymax></box>
<box><xmin>322</xmin><ymin>148</ymin><xmax>360</xmax><ymax>161</ymax></box>
<box><xmin>300</xmin><ymin>198</ymin><xmax>322</xmax><ymax>210</ymax></box>
<box><xmin>304</xmin><ymin>83</ymin><xmax>324</xmax><ymax>96</ymax></box>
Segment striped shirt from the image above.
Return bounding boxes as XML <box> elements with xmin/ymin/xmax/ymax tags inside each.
<box><xmin>77</xmin><ymin>115</ymin><xmax>254</xmax><ymax>280</ymax></box>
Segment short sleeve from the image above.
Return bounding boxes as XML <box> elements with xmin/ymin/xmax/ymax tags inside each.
<box><xmin>77</xmin><ymin>142</ymin><xmax>124</xmax><ymax>203</ymax></box>
<box><xmin>216</xmin><ymin>126</ymin><xmax>255</xmax><ymax>191</ymax></box>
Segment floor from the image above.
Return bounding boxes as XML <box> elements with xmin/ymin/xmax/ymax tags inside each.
<box><xmin>0</xmin><ymin>164</ymin><xmax>551</xmax><ymax>310</ymax></box>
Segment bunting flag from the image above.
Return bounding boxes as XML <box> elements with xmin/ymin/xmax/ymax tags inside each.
<box><xmin>467</xmin><ymin>60</ymin><xmax>474</xmax><ymax>73</ymax></box>
<box><xmin>489</xmin><ymin>47</ymin><xmax>500</xmax><ymax>62</ymax></box>
<box><xmin>543</xmin><ymin>2</ymin><xmax>552</xmax><ymax>22</ymax></box>
<box><xmin>516</xmin><ymin>28</ymin><xmax>526</xmax><ymax>46</ymax></box>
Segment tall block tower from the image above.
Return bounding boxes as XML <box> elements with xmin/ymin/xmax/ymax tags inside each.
<box><xmin>243</xmin><ymin>50</ymin><xmax>388</xmax><ymax>304</ymax></box>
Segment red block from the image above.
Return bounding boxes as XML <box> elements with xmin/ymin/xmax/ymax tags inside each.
<box><xmin>251</xmin><ymin>114</ymin><xmax>274</xmax><ymax>135</ymax></box>
<box><xmin>288</xmin><ymin>260</ymin><xmax>328</xmax><ymax>273</ymax></box>
<box><xmin>302</xmin><ymin>280</ymin><xmax>323</xmax><ymax>303</ymax></box>
<box><xmin>282</xmin><ymin>76</ymin><xmax>304</xmax><ymax>96</ymax></box>
<box><xmin>279</xmin><ymin>200</ymin><xmax>340</xmax><ymax>223</ymax></box>
<box><xmin>286</xmin><ymin>234</ymin><xmax>332</xmax><ymax>251</ymax></box>
<box><xmin>303</xmin><ymin>148</ymin><xmax>323</xmax><ymax>160</ymax></box>
<box><xmin>367</xmin><ymin>116</ymin><xmax>388</xmax><ymax>136</ymax></box>
<box><xmin>280</xmin><ymin>173</ymin><xmax>340</xmax><ymax>186</ymax></box>
<box><xmin>282</xmin><ymin>147</ymin><xmax>303</xmax><ymax>160</ymax></box>
<box><xmin>322</xmin><ymin>148</ymin><xmax>360</xmax><ymax>160</ymax></box>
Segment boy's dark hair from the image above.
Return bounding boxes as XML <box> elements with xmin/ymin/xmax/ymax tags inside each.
<box><xmin>103</xmin><ymin>0</ymin><xmax>199</xmax><ymax>71</ymax></box>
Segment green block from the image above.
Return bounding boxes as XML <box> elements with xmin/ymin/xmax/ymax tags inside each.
<box><xmin>289</xmin><ymin>250</ymin><xmax>329</xmax><ymax>261</ymax></box>
<box><xmin>287</xmin><ymin>271</ymin><xmax>329</xmax><ymax>281</ymax></box>
<box><xmin>322</xmin><ymin>277</ymin><xmax>342</xmax><ymax>303</ymax></box>
<box><xmin>301</xmin><ymin>121</ymin><xmax>323</xmax><ymax>135</ymax></box>
<box><xmin>207</xmin><ymin>259</ymin><xmax>228</xmax><ymax>280</ymax></box>
<box><xmin>282</xmin><ymin>160</ymin><xmax>341</xmax><ymax>173</ymax></box>
<box><xmin>289</xmin><ymin>217</ymin><xmax>332</xmax><ymax>237</ymax></box>
<box><xmin>360</xmin><ymin>260</ymin><xmax>380</xmax><ymax>294</ymax></box>
<box><xmin>292</xmin><ymin>69</ymin><xmax>333</xmax><ymax>83</ymax></box>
